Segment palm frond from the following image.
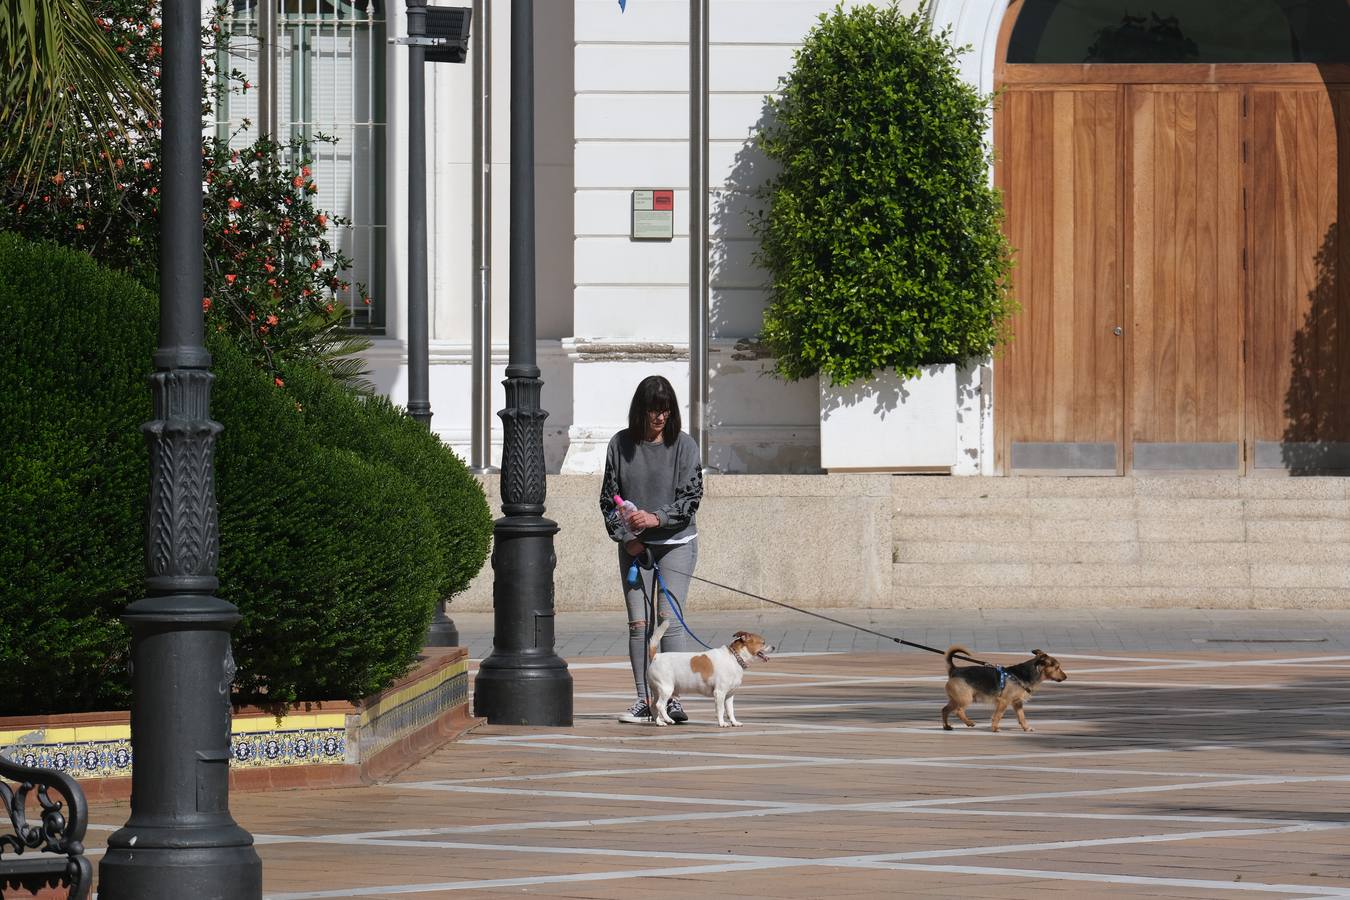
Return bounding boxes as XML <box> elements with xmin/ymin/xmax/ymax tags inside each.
<box><xmin>0</xmin><ymin>0</ymin><xmax>156</xmax><ymax>193</ymax></box>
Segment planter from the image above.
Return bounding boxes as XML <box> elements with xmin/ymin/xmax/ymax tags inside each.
<box><xmin>819</xmin><ymin>364</ymin><xmax>958</xmax><ymax>471</ymax></box>
<box><xmin>0</xmin><ymin>648</ymin><xmax>477</xmax><ymax>800</ymax></box>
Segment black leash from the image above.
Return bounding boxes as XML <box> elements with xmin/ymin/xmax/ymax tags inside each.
<box><xmin>657</xmin><ymin>565</ymin><xmax>995</xmax><ymax>667</ymax></box>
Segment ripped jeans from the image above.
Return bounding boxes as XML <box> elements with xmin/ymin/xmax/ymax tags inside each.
<box><xmin>620</xmin><ymin>537</ymin><xmax>698</xmax><ymax>700</ymax></box>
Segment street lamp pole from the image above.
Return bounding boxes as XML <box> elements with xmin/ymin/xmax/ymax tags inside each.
<box><xmin>98</xmin><ymin>0</ymin><xmax>262</xmax><ymax>895</ymax></box>
<box><xmin>406</xmin><ymin>0</ymin><xmax>432</xmax><ymax>430</ymax></box>
<box><xmin>406</xmin><ymin>0</ymin><xmax>458</xmax><ymax>648</ymax></box>
<box><xmin>472</xmin><ymin>0</ymin><xmax>573</xmax><ymax>726</ymax></box>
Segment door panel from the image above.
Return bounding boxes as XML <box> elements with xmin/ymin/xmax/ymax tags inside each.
<box><xmin>1248</xmin><ymin>86</ymin><xmax>1350</xmax><ymax>470</ymax></box>
<box><xmin>999</xmin><ymin>87</ymin><xmax>1125</xmax><ymax>472</ymax></box>
<box><xmin>1127</xmin><ymin>86</ymin><xmax>1245</xmax><ymax>471</ymax></box>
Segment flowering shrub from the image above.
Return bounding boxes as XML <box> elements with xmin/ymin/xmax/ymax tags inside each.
<box><xmin>0</xmin><ymin>0</ymin><xmax>370</xmax><ymax>384</ymax></box>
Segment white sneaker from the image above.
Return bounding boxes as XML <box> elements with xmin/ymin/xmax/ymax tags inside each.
<box><xmin>618</xmin><ymin>699</ymin><xmax>652</xmax><ymax>724</ymax></box>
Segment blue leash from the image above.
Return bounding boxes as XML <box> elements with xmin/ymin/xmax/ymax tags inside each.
<box><xmin>627</xmin><ymin>558</ymin><xmax>715</xmax><ymax>650</ymax></box>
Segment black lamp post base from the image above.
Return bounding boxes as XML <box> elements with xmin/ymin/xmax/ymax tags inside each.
<box><xmin>474</xmin><ymin>659</ymin><xmax>573</xmax><ymax>725</ymax></box>
<box><xmin>98</xmin><ymin>845</ymin><xmax>261</xmax><ymax>899</ymax></box>
<box><xmin>424</xmin><ymin>604</ymin><xmax>459</xmax><ymax>647</ymax></box>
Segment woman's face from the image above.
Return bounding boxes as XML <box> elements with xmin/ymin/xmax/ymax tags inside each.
<box><xmin>645</xmin><ymin>406</ymin><xmax>670</xmax><ymax>437</ymax></box>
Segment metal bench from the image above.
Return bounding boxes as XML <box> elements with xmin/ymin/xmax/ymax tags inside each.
<box><xmin>0</xmin><ymin>752</ymin><xmax>91</xmax><ymax>900</ymax></box>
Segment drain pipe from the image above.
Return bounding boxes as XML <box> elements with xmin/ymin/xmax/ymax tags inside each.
<box><xmin>688</xmin><ymin>0</ymin><xmax>711</xmax><ymax>467</ymax></box>
<box><xmin>470</xmin><ymin>0</ymin><xmax>497</xmax><ymax>473</ymax></box>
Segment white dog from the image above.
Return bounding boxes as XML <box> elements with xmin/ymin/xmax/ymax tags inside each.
<box><xmin>645</xmin><ymin>619</ymin><xmax>774</xmax><ymax>727</ymax></box>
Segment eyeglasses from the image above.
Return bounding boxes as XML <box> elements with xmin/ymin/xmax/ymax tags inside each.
<box><xmin>646</xmin><ymin>409</ymin><xmax>670</xmax><ymax>419</ymax></box>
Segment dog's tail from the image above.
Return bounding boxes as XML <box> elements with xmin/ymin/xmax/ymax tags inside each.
<box><xmin>648</xmin><ymin>618</ymin><xmax>670</xmax><ymax>661</ymax></box>
<box><xmin>945</xmin><ymin>645</ymin><xmax>971</xmax><ymax>676</ymax></box>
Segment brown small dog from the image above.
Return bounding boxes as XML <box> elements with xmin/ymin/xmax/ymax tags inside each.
<box><xmin>941</xmin><ymin>646</ymin><xmax>1067</xmax><ymax>732</ymax></box>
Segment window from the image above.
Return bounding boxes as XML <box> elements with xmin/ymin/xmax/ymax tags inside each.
<box><xmin>214</xmin><ymin>0</ymin><xmax>388</xmax><ymax>331</ymax></box>
<box><xmin>1008</xmin><ymin>0</ymin><xmax>1350</xmax><ymax>64</ymax></box>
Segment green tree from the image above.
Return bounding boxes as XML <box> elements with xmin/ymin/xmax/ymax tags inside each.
<box><xmin>753</xmin><ymin>3</ymin><xmax>1016</xmax><ymax>387</ymax></box>
<box><xmin>0</xmin><ymin>0</ymin><xmax>372</xmax><ymax>386</ymax></box>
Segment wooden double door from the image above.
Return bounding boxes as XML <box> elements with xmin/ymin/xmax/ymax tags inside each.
<box><xmin>998</xmin><ymin>82</ymin><xmax>1350</xmax><ymax>473</ymax></box>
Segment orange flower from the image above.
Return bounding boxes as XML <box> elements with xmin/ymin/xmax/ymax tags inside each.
<box><xmin>202</xmin><ymin>297</ymin><xmax>213</xmax><ymax>311</ymax></box>
<box><xmin>225</xmin><ymin>273</ymin><xmax>237</xmax><ymax>284</ymax></box>
<box><xmin>274</xmin><ymin>377</ymin><xmax>285</xmax><ymax>387</ymax></box>
<box><xmin>142</xmin><ymin>160</ymin><xmax>152</xmax><ymax>170</ymax></box>
<box><xmin>316</xmin><ymin>214</ymin><xmax>327</xmax><ymax>227</ymax></box>
<box><xmin>228</xmin><ymin>198</ymin><xmax>242</xmax><ymax>210</ymax></box>
<box><xmin>266</xmin><ymin>314</ymin><xmax>279</xmax><ymax>326</ymax></box>
<box><xmin>292</xmin><ymin>175</ymin><xmax>304</xmax><ymax>188</ymax></box>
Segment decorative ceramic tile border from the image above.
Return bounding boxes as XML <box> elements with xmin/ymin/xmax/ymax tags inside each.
<box><xmin>358</xmin><ymin>659</ymin><xmax>468</xmax><ymax>758</ymax></box>
<box><xmin>0</xmin><ymin>651</ymin><xmax>470</xmax><ymax>782</ymax></box>
<box><xmin>229</xmin><ymin>727</ymin><xmax>350</xmax><ymax>768</ymax></box>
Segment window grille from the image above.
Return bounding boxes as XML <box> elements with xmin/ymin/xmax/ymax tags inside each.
<box><xmin>212</xmin><ymin>0</ymin><xmax>387</xmax><ymax>331</ymax></box>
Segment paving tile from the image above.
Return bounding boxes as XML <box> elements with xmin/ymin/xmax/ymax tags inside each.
<box><xmin>74</xmin><ymin>638</ymin><xmax>1350</xmax><ymax>898</ymax></box>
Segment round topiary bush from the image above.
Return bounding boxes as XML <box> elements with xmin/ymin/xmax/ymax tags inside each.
<box><xmin>279</xmin><ymin>363</ymin><xmax>493</xmax><ymax>604</ymax></box>
<box><xmin>0</xmin><ymin>233</ymin><xmax>488</xmax><ymax>714</ymax></box>
<box><xmin>0</xmin><ymin>233</ymin><xmax>150</xmax><ymax>714</ymax></box>
<box><xmin>753</xmin><ymin>4</ymin><xmax>1016</xmax><ymax>387</ymax></box>
<box><xmin>207</xmin><ymin>345</ymin><xmax>446</xmax><ymax>708</ymax></box>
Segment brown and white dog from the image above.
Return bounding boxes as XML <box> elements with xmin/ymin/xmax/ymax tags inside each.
<box><xmin>646</xmin><ymin>619</ymin><xmax>774</xmax><ymax>727</ymax></box>
<box><xmin>941</xmin><ymin>646</ymin><xmax>1068</xmax><ymax>733</ymax></box>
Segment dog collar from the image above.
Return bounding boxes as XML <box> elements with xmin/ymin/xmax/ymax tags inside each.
<box><xmin>731</xmin><ymin>647</ymin><xmax>750</xmax><ymax>670</ymax></box>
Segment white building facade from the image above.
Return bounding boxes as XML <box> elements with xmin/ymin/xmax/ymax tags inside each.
<box><xmin>227</xmin><ymin>0</ymin><xmax>1008</xmax><ymax>475</ymax></box>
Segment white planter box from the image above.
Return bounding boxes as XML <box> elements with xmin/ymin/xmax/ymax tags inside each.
<box><xmin>819</xmin><ymin>364</ymin><xmax>958</xmax><ymax>471</ymax></box>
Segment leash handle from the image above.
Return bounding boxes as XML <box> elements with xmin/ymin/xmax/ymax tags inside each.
<box><xmin>656</xmin><ymin>565</ymin><xmax>993</xmax><ymax>667</ymax></box>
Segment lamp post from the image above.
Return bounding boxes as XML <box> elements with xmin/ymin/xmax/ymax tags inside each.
<box><xmin>98</xmin><ymin>0</ymin><xmax>262</xmax><ymax>895</ymax></box>
<box><xmin>403</xmin><ymin>1</ymin><xmax>473</xmax><ymax>648</ymax></box>
<box><xmin>472</xmin><ymin>0</ymin><xmax>573</xmax><ymax>726</ymax></box>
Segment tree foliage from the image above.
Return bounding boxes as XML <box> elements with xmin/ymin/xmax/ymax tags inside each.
<box><xmin>0</xmin><ymin>0</ymin><xmax>372</xmax><ymax>386</ymax></box>
<box><xmin>753</xmin><ymin>3</ymin><xmax>1016</xmax><ymax>387</ymax></box>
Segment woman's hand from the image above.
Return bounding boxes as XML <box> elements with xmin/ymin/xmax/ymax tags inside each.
<box><xmin>627</xmin><ymin>509</ymin><xmax>660</xmax><ymax>531</ymax></box>
<box><xmin>624</xmin><ymin>539</ymin><xmax>645</xmax><ymax>557</ymax></box>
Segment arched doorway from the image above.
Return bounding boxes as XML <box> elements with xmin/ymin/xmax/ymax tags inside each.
<box><xmin>994</xmin><ymin>0</ymin><xmax>1350</xmax><ymax>473</ymax></box>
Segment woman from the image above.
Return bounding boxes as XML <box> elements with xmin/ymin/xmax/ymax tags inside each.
<box><xmin>600</xmin><ymin>375</ymin><xmax>704</xmax><ymax>724</ymax></box>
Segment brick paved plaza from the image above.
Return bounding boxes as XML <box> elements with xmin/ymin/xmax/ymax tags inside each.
<box><xmin>79</xmin><ymin>610</ymin><xmax>1350</xmax><ymax>898</ymax></box>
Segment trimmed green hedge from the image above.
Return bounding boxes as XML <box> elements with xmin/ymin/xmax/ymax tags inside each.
<box><xmin>753</xmin><ymin>4</ymin><xmax>1015</xmax><ymax>387</ymax></box>
<box><xmin>280</xmin><ymin>364</ymin><xmax>493</xmax><ymax>602</ymax></box>
<box><xmin>0</xmin><ymin>233</ymin><xmax>491</xmax><ymax>714</ymax></box>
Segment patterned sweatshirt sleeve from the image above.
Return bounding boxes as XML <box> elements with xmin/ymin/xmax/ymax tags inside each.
<box><xmin>600</xmin><ymin>441</ymin><xmax>623</xmax><ymax>542</ymax></box>
<box><xmin>653</xmin><ymin>438</ymin><xmax>703</xmax><ymax>529</ymax></box>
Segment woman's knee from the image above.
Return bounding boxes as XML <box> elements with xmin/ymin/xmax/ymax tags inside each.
<box><xmin>628</xmin><ymin>620</ymin><xmax>647</xmax><ymax>635</ymax></box>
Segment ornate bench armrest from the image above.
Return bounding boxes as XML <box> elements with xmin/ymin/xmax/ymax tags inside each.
<box><xmin>0</xmin><ymin>752</ymin><xmax>91</xmax><ymax>900</ymax></box>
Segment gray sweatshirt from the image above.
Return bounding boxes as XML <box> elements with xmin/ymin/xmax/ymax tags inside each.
<box><xmin>599</xmin><ymin>430</ymin><xmax>703</xmax><ymax>544</ymax></box>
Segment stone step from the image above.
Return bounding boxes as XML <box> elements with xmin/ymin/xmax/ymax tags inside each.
<box><xmin>887</xmin><ymin>585</ymin><xmax>1350</xmax><ymax>609</ymax></box>
<box><xmin>889</xmin><ymin>475</ymin><xmax>1350</xmax><ymax>501</ymax></box>
<box><xmin>892</xmin><ymin>540</ymin><xmax>1350</xmax><ymax>565</ymax></box>
<box><xmin>892</xmin><ymin>561</ymin><xmax>1350</xmax><ymax>590</ymax></box>
<box><xmin>892</xmin><ymin>496</ymin><xmax>1350</xmax><ymax>519</ymax></box>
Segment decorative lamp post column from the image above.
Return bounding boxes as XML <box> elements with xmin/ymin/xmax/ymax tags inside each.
<box><xmin>472</xmin><ymin>0</ymin><xmax>573</xmax><ymax>726</ymax></box>
<box><xmin>98</xmin><ymin>0</ymin><xmax>262</xmax><ymax>895</ymax></box>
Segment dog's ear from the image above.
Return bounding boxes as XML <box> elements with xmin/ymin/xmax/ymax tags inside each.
<box><xmin>732</xmin><ymin>631</ymin><xmax>749</xmax><ymax>641</ymax></box>
<box><xmin>1032</xmin><ymin>649</ymin><xmax>1044</xmax><ymax>657</ymax></box>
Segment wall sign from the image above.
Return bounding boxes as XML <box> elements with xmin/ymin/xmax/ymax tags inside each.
<box><xmin>631</xmin><ymin>189</ymin><xmax>675</xmax><ymax>240</ymax></box>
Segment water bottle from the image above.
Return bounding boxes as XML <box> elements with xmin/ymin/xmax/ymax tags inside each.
<box><xmin>612</xmin><ymin>494</ymin><xmax>640</xmax><ymax>540</ymax></box>
<box><xmin>612</xmin><ymin>494</ymin><xmax>644</xmax><ymax>584</ymax></box>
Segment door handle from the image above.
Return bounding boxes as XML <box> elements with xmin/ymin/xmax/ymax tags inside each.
<box><xmin>1113</xmin><ymin>326</ymin><xmax>1123</xmax><ymax>336</ymax></box>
